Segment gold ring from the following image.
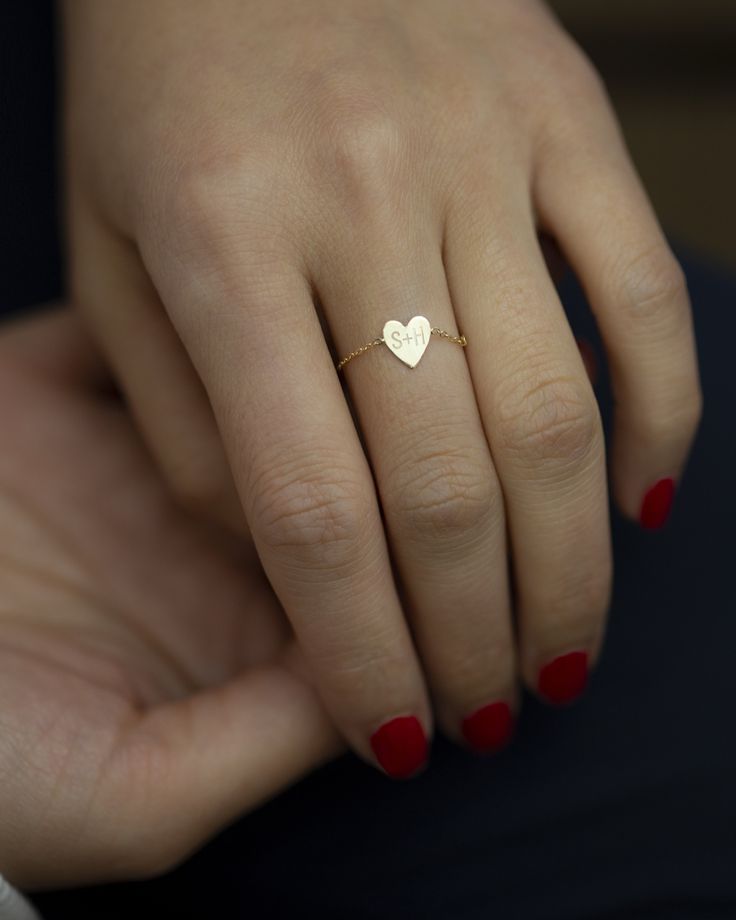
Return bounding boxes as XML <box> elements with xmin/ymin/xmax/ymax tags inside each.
<box><xmin>336</xmin><ymin>315</ymin><xmax>467</xmax><ymax>372</ymax></box>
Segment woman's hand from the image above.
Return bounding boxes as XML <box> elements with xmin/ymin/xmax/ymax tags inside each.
<box><xmin>62</xmin><ymin>0</ymin><xmax>702</xmax><ymax>776</ymax></box>
<box><xmin>0</xmin><ymin>309</ymin><xmax>341</xmax><ymax>889</ymax></box>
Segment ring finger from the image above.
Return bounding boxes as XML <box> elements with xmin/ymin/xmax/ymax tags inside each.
<box><xmin>316</xmin><ymin>208</ymin><xmax>517</xmax><ymax>753</ymax></box>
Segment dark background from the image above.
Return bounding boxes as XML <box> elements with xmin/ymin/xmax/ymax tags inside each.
<box><xmin>550</xmin><ymin>0</ymin><xmax>736</xmax><ymax>269</ymax></box>
<box><xmin>0</xmin><ymin>3</ymin><xmax>61</xmax><ymax>314</ymax></box>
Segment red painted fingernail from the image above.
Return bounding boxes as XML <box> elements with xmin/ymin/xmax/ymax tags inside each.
<box><xmin>537</xmin><ymin>650</ymin><xmax>589</xmax><ymax>705</ymax></box>
<box><xmin>640</xmin><ymin>477</ymin><xmax>675</xmax><ymax>530</ymax></box>
<box><xmin>461</xmin><ymin>701</ymin><xmax>514</xmax><ymax>753</ymax></box>
<box><xmin>370</xmin><ymin>716</ymin><xmax>428</xmax><ymax>779</ymax></box>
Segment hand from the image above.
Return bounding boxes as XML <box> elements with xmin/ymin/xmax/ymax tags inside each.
<box><xmin>0</xmin><ymin>308</ymin><xmax>341</xmax><ymax>889</ymax></box>
<box><xmin>62</xmin><ymin>0</ymin><xmax>702</xmax><ymax>775</ymax></box>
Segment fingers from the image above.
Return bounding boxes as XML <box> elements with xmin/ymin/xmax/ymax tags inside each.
<box><xmin>146</xmin><ymin>228</ymin><xmax>434</xmax><ymax>778</ymax></box>
<box><xmin>314</xmin><ymin>213</ymin><xmax>517</xmax><ymax>753</ymax></box>
<box><xmin>67</xmin><ymin>200</ymin><xmax>246</xmax><ymax>532</ymax></box>
<box><xmin>533</xmin><ymin>82</ymin><xmax>703</xmax><ymax>530</ymax></box>
<box><xmin>444</xmin><ymin>185</ymin><xmax>612</xmax><ymax>705</ymax></box>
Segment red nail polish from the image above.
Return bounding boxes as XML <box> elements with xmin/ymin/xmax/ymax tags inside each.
<box><xmin>461</xmin><ymin>701</ymin><xmax>514</xmax><ymax>753</ymax></box>
<box><xmin>370</xmin><ymin>716</ymin><xmax>428</xmax><ymax>779</ymax></box>
<box><xmin>640</xmin><ymin>477</ymin><xmax>675</xmax><ymax>530</ymax></box>
<box><xmin>537</xmin><ymin>650</ymin><xmax>588</xmax><ymax>705</ymax></box>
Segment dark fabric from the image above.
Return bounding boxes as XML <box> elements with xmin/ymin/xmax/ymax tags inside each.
<box><xmin>4</xmin><ymin>4</ymin><xmax>736</xmax><ymax>918</ymax></box>
<box><xmin>0</xmin><ymin>2</ymin><xmax>62</xmax><ymax>315</ymax></box>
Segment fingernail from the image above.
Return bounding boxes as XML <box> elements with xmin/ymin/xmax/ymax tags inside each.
<box><xmin>461</xmin><ymin>700</ymin><xmax>514</xmax><ymax>754</ymax></box>
<box><xmin>537</xmin><ymin>650</ymin><xmax>589</xmax><ymax>705</ymax></box>
<box><xmin>640</xmin><ymin>477</ymin><xmax>675</xmax><ymax>530</ymax></box>
<box><xmin>370</xmin><ymin>715</ymin><xmax>428</xmax><ymax>779</ymax></box>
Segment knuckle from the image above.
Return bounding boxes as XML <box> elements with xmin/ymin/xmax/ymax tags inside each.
<box><xmin>153</xmin><ymin>149</ymin><xmax>295</xmax><ymax>278</ymax></box>
<box><xmin>252</xmin><ymin>455</ymin><xmax>371</xmax><ymax>566</ymax></box>
<box><xmin>315</xmin><ymin>93</ymin><xmax>405</xmax><ymax>197</ymax></box>
<box><xmin>559</xmin><ymin>39</ymin><xmax>610</xmax><ymax>105</ymax></box>
<box><xmin>496</xmin><ymin>371</ymin><xmax>601</xmax><ymax>467</ymax></box>
<box><xmin>162</xmin><ymin>151</ymin><xmax>268</xmax><ymax>236</ymax></box>
<box><xmin>632</xmin><ymin>384</ymin><xmax>704</xmax><ymax>447</ymax></box>
<box><xmin>148</xmin><ymin>150</ymin><xmax>300</xmax><ymax>303</ymax></box>
<box><xmin>392</xmin><ymin>447</ymin><xmax>498</xmax><ymax>543</ymax></box>
<box><xmin>613</xmin><ymin>246</ymin><xmax>689</xmax><ymax>330</ymax></box>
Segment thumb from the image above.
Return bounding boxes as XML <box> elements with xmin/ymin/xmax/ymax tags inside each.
<box><xmin>97</xmin><ymin>665</ymin><xmax>343</xmax><ymax>883</ymax></box>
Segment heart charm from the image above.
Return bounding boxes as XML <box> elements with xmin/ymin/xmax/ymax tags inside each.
<box><xmin>382</xmin><ymin>316</ymin><xmax>432</xmax><ymax>369</ymax></box>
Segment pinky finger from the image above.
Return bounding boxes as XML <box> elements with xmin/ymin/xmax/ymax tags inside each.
<box><xmin>534</xmin><ymin>112</ymin><xmax>703</xmax><ymax>530</ymax></box>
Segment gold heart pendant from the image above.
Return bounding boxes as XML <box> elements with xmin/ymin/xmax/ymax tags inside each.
<box><xmin>382</xmin><ymin>316</ymin><xmax>432</xmax><ymax>368</ymax></box>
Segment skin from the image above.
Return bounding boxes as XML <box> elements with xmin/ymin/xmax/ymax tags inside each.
<box><xmin>62</xmin><ymin>0</ymin><xmax>702</xmax><ymax>772</ymax></box>
<box><xmin>0</xmin><ymin>308</ymin><xmax>343</xmax><ymax>889</ymax></box>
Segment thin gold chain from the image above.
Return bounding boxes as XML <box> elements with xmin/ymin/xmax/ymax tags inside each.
<box><xmin>335</xmin><ymin>337</ymin><xmax>385</xmax><ymax>372</ymax></box>
<box><xmin>429</xmin><ymin>326</ymin><xmax>468</xmax><ymax>346</ymax></box>
<box><xmin>336</xmin><ymin>327</ymin><xmax>467</xmax><ymax>372</ymax></box>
